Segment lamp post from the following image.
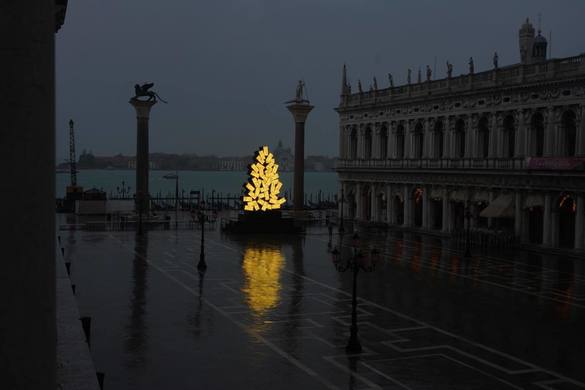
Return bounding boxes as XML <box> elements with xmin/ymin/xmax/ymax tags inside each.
<box><xmin>163</xmin><ymin>173</ymin><xmax>179</xmax><ymax>229</ymax></box>
<box><xmin>331</xmin><ymin>233</ymin><xmax>380</xmax><ymax>354</ymax></box>
<box><xmin>197</xmin><ymin>202</ymin><xmax>207</xmax><ymax>272</ymax></box>
<box><xmin>339</xmin><ymin>185</ymin><xmax>345</xmax><ymax>233</ymax></box>
<box><xmin>117</xmin><ymin>180</ymin><xmax>131</xmax><ymax>199</ymax></box>
<box><xmin>464</xmin><ymin>200</ymin><xmax>472</xmax><ymax>260</ymax></box>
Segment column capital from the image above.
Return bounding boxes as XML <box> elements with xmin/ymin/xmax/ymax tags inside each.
<box><xmin>287</xmin><ymin>102</ymin><xmax>314</xmax><ymax>123</ymax></box>
<box><xmin>129</xmin><ymin>98</ymin><xmax>157</xmax><ymax>119</ymax></box>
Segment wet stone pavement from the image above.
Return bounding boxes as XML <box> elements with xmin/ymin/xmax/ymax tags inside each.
<box><xmin>60</xmin><ymin>215</ymin><xmax>585</xmax><ymax>390</ymax></box>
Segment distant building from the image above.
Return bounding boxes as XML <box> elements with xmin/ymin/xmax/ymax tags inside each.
<box><xmin>273</xmin><ymin>140</ymin><xmax>294</xmax><ymax>171</ymax></box>
<box><xmin>336</xmin><ymin>19</ymin><xmax>585</xmax><ymax>252</ymax></box>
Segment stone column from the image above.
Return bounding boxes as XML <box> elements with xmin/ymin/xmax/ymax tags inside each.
<box><xmin>130</xmin><ymin>99</ymin><xmax>157</xmax><ymax>215</ymax></box>
<box><xmin>373</xmin><ymin>124</ymin><xmax>380</xmax><ymax>159</ymax></box>
<box><xmin>516</xmin><ymin>110</ymin><xmax>529</xmax><ymax>157</ymax></box>
<box><xmin>371</xmin><ymin>184</ymin><xmax>378</xmax><ymax>222</ymax></box>
<box><xmin>488</xmin><ymin>113</ymin><xmax>497</xmax><ymax>158</ymax></box>
<box><xmin>514</xmin><ymin>192</ymin><xmax>522</xmax><ymax>239</ymax></box>
<box><xmin>544</xmin><ymin>107</ymin><xmax>557</xmax><ymax>157</ymax></box>
<box><xmin>1</xmin><ymin>1</ymin><xmax>57</xmax><ymax>388</ymax></box>
<box><xmin>543</xmin><ymin>193</ymin><xmax>552</xmax><ymax>246</ymax></box>
<box><xmin>403</xmin><ymin>184</ymin><xmax>412</xmax><ymax>227</ymax></box>
<box><xmin>355</xmin><ymin>183</ymin><xmax>362</xmax><ymax>220</ymax></box>
<box><xmin>339</xmin><ymin>125</ymin><xmax>345</xmax><ymax>158</ymax></box>
<box><xmin>422</xmin><ymin>187</ymin><xmax>430</xmax><ymax>229</ymax></box>
<box><xmin>441</xmin><ymin>189</ymin><xmax>450</xmax><ymax>233</ymax></box>
<box><xmin>423</xmin><ymin>119</ymin><xmax>431</xmax><ymax>158</ymax></box>
<box><xmin>443</xmin><ymin>117</ymin><xmax>451</xmax><ymax>158</ymax></box>
<box><xmin>465</xmin><ymin>116</ymin><xmax>473</xmax><ymax>158</ymax></box>
<box><xmin>386</xmin><ymin>184</ymin><xmax>393</xmax><ymax>224</ymax></box>
<box><xmin>404</xmin><ymin>121</ymin><xmax>412</xmax><ymax>159</ymax></box>
<box><xmin>575</xmin><ymin>194</ymin><xmax>585</xmax><ymax>250</ymax></box>
<box><xmin>577</xmin><ymin>105</ymin><xmax>585</xmax><ymax>156</ymax></box>
<box><xmin>286</xmin><ymin>101</ymin><xmax>314</xmax><ymax>211</ymax></box>
<box><xmin>357</xmin><ymin>126</ymin><xmax>364</xmax><ymax>159</ymax></box>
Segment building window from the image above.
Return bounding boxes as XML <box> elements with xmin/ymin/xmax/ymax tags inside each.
<box><xmin>413</xmin><ymin>123</ymin><xmax>424</xmax><ymax>159</ymax></box>
<box><xmin>478</xmin><ymin>117</ymin><xmax>490</xmax><ymax>158</ymax></box>
<box><xmin>433</xmin><ymin>121</ymin><xmax>444</xmax><ymax>159</ymax></box>
<box><xmin>530</xmin><ymin>112</ymin><xmax>544</xmax><ymax>157</ymax></box>
<box><xmin>562</xmin><ymin>111</ymin><xmax>577</xmax><ymax>157</ymax></box>
<box><xmin>396</xmin><ymin>125</ymin><xmax>405</xmax><ymax>159</ymax></box>
<box><xmin>503</xmin><ymin>115</ymin><xmax>515</xmax><ymax>158</ymax></box>
<box><xmin>455</xmin><ymin>119</ymin><xmax>466</xmax><ymax>158</ymax></box>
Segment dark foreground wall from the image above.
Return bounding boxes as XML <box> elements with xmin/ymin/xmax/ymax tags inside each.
<box><xmin>0</xmin><ymin>1</ymin><xmax>56</xmax><ymax>389</ymax></box>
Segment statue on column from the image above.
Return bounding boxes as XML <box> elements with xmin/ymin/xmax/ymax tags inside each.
<box><xmin>493</xmin><ymin>51</ymin><xmax>499</xmax><ymax>69</ymax></box>
<box><xmin>446</xmin><ymin>61</ymin><xmax>453</xmax><ymax>78</ymax></box>
<box><xmin>295</xmin><ymin>80</ymin><xmax>306</xmax><ymax>101</ymax></box>
<box><xmin>133</xmin><ymin>82</ymin><xmax>167</xmax><ymax>103</ymax></box>
<box><xmin>469</xmin><ymin>57</ymin><xmax>475</xmax><ymax>74</ymax></box>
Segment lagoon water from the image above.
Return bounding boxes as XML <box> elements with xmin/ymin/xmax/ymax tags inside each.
<box><xmin>56</xmin><ymin>169</ymin><xmax>339</xmax><ymax>199</ymax></box>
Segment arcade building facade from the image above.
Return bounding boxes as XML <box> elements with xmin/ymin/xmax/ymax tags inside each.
<box><xmin>336</xmin><ymin>19</ymin><xmax>585</xmax><ymax>252</ymax></box>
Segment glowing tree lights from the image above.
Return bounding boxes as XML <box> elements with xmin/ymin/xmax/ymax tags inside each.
<box><xmin>243</xmin><ymin>146</ymin><xmax>286</xmax><ymax>211</ymax></box>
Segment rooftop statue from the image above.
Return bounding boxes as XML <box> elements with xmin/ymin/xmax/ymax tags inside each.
<box><xmin>388</xmin><ymin>73</ymin><xmax>394</xmax><ymax>88</ymax></box>
<box><xmin>407</xmin><ymin>68</ymin><xmax>412</xmax><ymax>84</ymax></box>
<box><xmin>446</xmin><ymin>61</ymin><xmax>453</xmax><ymax>78</ymax></box>
<box><xmin>133</xmin><ymin>82</ymin><xmax>167</xmax><ymax>103</ymax></box>
<box><xmin>469</xmin><ymin>57</ymin><xmax>475</xmax><ymax>74</ymax></box>
<box><xmin>493</xmin><ymin>51</ymin><xmax>499</xmax><ymax>69</ymax></box>
<box><xmin>426</xmin><ymin>65</ymin><xmax>432</xmax><ymax>81</ymax></box>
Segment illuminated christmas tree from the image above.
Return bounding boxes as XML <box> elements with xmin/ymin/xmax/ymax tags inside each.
<box><xmin>243</xmin><ymin>146</ymin><xmax>286</xmax><ymax>211</ymax></box>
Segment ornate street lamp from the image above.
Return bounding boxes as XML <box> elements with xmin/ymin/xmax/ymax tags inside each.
<box><xmin>331</xmin><ymin>233</ymin><xmax>380</xmax><ymax>353</ymax></box>
<box><xmin>197</xmin><ymin>202</ymin><xmax>207</xmax><ymax>273</ymax></box>
<box><xmin>464</xmin><ymin>200</ymin><xmax>472</xmax><ymax>260</ymax></box>
<box><xmin>339</xmin><ymin>186</ymin><xmax>345</xmax><ymax>233</ymax></box>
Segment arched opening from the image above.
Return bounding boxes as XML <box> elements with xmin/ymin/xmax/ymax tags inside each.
<box><xmin>393</xmin><ymin>195</ymin><xmax>404</xmax><ymax>225</ymax></box>
<box><xmin>433</xmin><ymin>121</ymin><xmax>444</xmax><ymax>159</ymax></box>
<box><xmin>413</xmin><ymin>188</ymin><xmax>423</xmax><ymax>227</ymax></box>
<box><xmin>455</xmin><ymin>119</ymin><xmax>466</xmax><ymax>158</ymax></box>
<box><xmin>478</xmin><ymin>117</ymin><xmax>490</xmax><ymax>158</ymax></box>
<box><xmin>503</xmin><ymin>115</ymin><xmax>516</xmax><ymax>158</ymax></box>
<box><xmin>561</xmin><ymin>111</ymin><xmax>577</xmax><ymax>157</ymax></box>
<box><xmin>363</xmin><ymin>187</ymin><xmax>372</xmax><ymax>221</ymax></box>
<box><xmin>527</xmin><ymin>206</ymin><xmax>543</xmax><ymax>244</ymax></box>
<box><xmin>378</xmin><ymin>192</ymin><xmax>386</xmax><ymax>222</ymax></box>
<box><xmin>530</xmin><ymin>112</ymin><xmax>545</xmax><ymax>157</ymax></box>
<box><xmin>452</xmin><ymin>202</ymin><xmax>465</xmax><ymax>230</ymax></box>
<box><xmin>380</xmin><ymin>125</ymin><xmax>388</xmax><ymax>159</ymax></box>
<box><xmin>364</xmin><ymin>127</ymin><xmax>373</xmax><ymax>159</ymax></box>
<box><xmin>347</xmin><ymin>191</ymin><xmax>356</xmax><ymax>219</ymax></box>
<box><xmin>430</xmin><ymin>196</ymin><xmax>443</xmax><ymax>230</ymax></box>
<box><xmin>349</xmin><ymin>127</ymin><xmax>358</xmax><ymax>159</ymax></box>
<box><xmin>558</xmin><ymin>194</ymin><xmax>576</xmax><ymax>248</ymax></box>
<box><xmin>414</xmin><ymin>122</ymin><xmax>424</xmax><ymax>159</ymax></box>
<box><xmin>396</xmin><ymin>125</ymin><xmax>405</xmax><ymax>159</ymax></box>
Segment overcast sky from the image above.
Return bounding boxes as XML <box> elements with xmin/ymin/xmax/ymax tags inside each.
<box><xmin>55</xmin><ymin>0</ymin><xmax>585</xmax><ymax>163</ymax></box>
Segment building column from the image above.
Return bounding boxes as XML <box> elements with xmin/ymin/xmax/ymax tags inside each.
<box><xmin>404</xmin><ymin>121</ymin><xmax>412</xmax><ymax>159</ymax></box>
<box><xmin>488</xmin><ymin>114</ymin><xmax>497</xmax><ymax>158</ymax></box>
<box><xmin>465</xmin><ymin>116</ymin><xmax>473</xmax><ymax>158</ymax></box>
<box><xmin>543</xmin><ymin>193</ymin><xmax>552</xmax><ymax>246</ymax></box>
<box><xmin>577</xmin><ymin>105</ymin><xmax>585</xmax><ymax>156</ymax></box>
<box><xmin>487</xmin><ymin>191</ymin><xmax>495</xmax><ymax>228</ymax></box>
<box><xmin>514</xmin><ymin>192</ymin><xmax>522</xmax><ymax>238</ymax></box>
<box><xmin>441</xmin><ymin>189</ymin><xmax>450</xmax><ymax>233</ymax></box>
<box><xmin>575</xmin><ymin>194</ymin><xmax>585</xmax><ymax>250</ymax></box>
<box><xmin>357</xmin><ymin>127</ymin><xmax>364</xmax><ymax>159</ymax></box>
<box><xmin>423</xmin><ymin>119</ymin><xmax>431</xmax><ymax>158</ymax></box>
<box><xmin>386</xmin><ymin>184</ymin><xmax>393</xmax><ymax>224</ymax></box>
<box><xmin>355</xmin><ymin>183</ymin><xmax>362</xmax><ymax>220</ymax></box>
<box><xmin>544</xmin><ymin>107</ymin><xmax>557</xmax><ymax>157</ymax></box>
<box><xmin>403</xmin><ymin>184</ymin><xmax>412</xmax><ymax>227</ymax></box>
<box><xmin>422</xmin><ymin>187</ymin><xmax>430</xmax><ymax>229</ymax></box>
<box><xmin>372</xmin><ymin>125</ymin><xmax>380</xmax><ymax>159</ymax></box>
<box><xmin>516</xmin><ymin>110</ymin><xmax>528</xmax><ymax>157</ymax></box>
<box><xmin>370</xmin><ymin>184</ymin><xmax>378</xmax><ymax>222</ymax></box>
<box><xmin>338</xmin><ymin>181</ymin><xmax>344</xmax><ymax>218</ymax></box>
<box><xmin>2</xmin><ymin>1</ymin><xmax>57</xmax><ymax>388</ymax></box>
<box><xmin>443</xmin><ymin>117</ymin><xmax>451</xmax><ymax>158</ymax></box>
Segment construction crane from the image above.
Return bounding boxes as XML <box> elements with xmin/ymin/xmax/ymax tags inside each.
<box><xmin>65</xmin><ymin>119</ymin><xmax>83</xmax><ymax>207</ymax></box>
